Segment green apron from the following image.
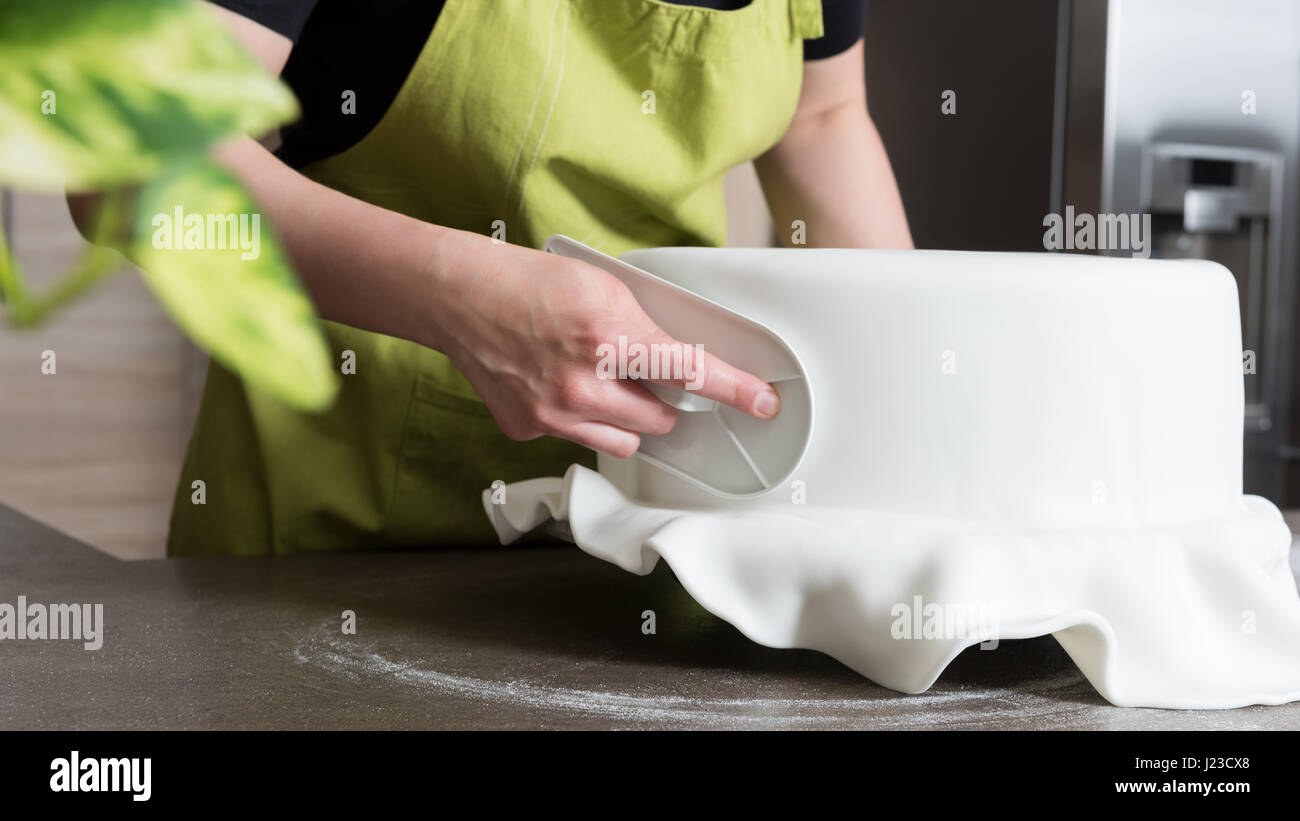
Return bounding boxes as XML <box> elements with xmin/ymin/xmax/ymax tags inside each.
<box><xmin>168</xmin><ymin>0</ymin><xmax>824</xmax><ymax>555</ymax></box>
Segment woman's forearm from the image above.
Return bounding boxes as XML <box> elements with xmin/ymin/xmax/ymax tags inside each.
<box><xmin>755</xmin><ymin>103</ymin><xmax>913</xmax><ymax>250</ymax></box>
<box><xmin>66</xmin><ymin>134</ymin><xmax>471</xmax><ymax>353</ymax></box>
<box><xmin>754</xmin><ymin>40</ymin><xmax>913</xmax><ymax>250</ymax></box>
<box><xmin>210</xmin><ymin>136</ymin><xmax>471</xmax><ymax>353</ymax></box>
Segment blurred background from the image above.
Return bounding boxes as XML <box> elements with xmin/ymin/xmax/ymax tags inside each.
<box><xmin>2</xmin><ymin>0</ymin><xmax>1298</xmax><ymax>558</ymax></box>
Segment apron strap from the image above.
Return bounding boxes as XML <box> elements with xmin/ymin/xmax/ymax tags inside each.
<box><xmin>789</xmin><ymin>0</ymin><xmax>825</xmax><ymax>41</ymax></box>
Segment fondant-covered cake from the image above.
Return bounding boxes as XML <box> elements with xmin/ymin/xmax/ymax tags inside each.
<box><xmin>609</xmin><ymin>248</ymin><xmax>1243</xmax><ymax>526</ymax></box>
<box><xmin>485</xmin><ymin>245</ymin><xmax>1300</xmax><ymax>709</ymax></box>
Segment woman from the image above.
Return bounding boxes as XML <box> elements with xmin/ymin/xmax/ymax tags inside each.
<box><xmin>169</xmin><ymin>0</ymin><xmax>911</xmax><ymax>554</ymax></box>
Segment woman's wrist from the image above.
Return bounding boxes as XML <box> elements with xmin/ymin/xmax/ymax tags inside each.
<box><xmin>409</xmin><ymin>223</ymin><xmax>496</xmax><ymax>356</ymax></box>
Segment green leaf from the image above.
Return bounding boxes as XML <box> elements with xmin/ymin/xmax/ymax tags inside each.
<box><xmin>0</xmin><ymin>0</ymin><xmax>298</xmax><ymax>191</ymax></box>
<box><xmin>129</xmin><ymin>157</ymin><xmax>337</xmax><ymax>411</ymax></box>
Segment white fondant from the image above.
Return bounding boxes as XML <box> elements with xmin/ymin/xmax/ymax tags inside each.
<box><xmin>485</xmin><ymin>466</ymin><xmax>1300</xmax><ymax>709</ymax></box>
<box><xmin>482</xmin><ymin>248</ymin><xmax>1300</xmax><ymax>709</ymax></box>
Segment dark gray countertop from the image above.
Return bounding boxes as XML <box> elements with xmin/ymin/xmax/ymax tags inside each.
<box><xmin>2</xmin><ymin>503</ymin><xmax>1299</xmax><ymax>730</ymax></box>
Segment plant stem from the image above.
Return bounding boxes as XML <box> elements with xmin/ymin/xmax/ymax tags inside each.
<box><xmin>1</xmin><ymin>188</ymin><xmax>129</xmax><ymax>328</ymax></box>
<box><xmin>5</xmin><ymin>245</ymin><xmax>124</xmax><ymax>327</ymax></box>
<box><xmin>0</xmin><ymin>215</ymin><xmax>27</xmax><ymax>304</ymax></box>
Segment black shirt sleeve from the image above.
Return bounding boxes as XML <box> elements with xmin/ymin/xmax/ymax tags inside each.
<box><xmin>205</xmin><ymin>0</ymin><xmax>319</xmax><ymax>42</ymax></box>
<box><xmin>805</xmin><ymin>0</ymin><xmax>867</xmax><ymax>60</ymax></box>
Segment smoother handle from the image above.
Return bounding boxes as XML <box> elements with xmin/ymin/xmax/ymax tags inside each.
<box><xmin>646</xmin><ymin>382</ymin><xmax>716</xmax><ymax>412</ymax></box>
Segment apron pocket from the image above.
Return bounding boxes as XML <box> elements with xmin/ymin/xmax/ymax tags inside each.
<box><xmin>388</xmin><ymin>373</ymin><xmax>595</xmax><ymax>546</ymax></box>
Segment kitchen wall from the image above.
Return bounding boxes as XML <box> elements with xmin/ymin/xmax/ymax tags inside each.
<box><xmin>864</xmin><ymin>0</ymin><xmax>1062</xmax><ymax>251</ymax></box>
<box><xmin>0</xmin><ymin>191</ymin><xmax>207</xmax><ymax>559</ymax></box>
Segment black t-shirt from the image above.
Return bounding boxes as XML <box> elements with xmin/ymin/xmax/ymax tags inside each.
<box><xmin>210</xmin><ymin>0</ymin><xmax>868</xmax><ymax>169</ymax></box>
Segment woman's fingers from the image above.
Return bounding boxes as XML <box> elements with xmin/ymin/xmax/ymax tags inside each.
<box><xmin>591</xmin><ymin>380</ymin><xmax>679</xmax><ymax>435</ymax></box>
<box><xmin>561</xmin><ymin>420</ymin><xmax>641</xmax><ymax>459</ymax></box>
<box><xmin>640</xmin><ymin>330</ymin><xmax>782</xmax><ymax>419</ymax></box>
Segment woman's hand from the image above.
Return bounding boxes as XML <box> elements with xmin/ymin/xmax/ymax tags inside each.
<box><xmin>423</xmin><ymin>232</ymin><xmax>781</xmax><ymax>458</ymax></box>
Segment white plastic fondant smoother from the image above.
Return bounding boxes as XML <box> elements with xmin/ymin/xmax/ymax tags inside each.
<box><xmin>482</xmin><ymin>247</ymin><xmax>1300</xmax><ymax>709</ymax></box>
<box><xmin>543</xmin><ymin>235</ymin><xmax>813</xmax><ymax>497</ymax></box>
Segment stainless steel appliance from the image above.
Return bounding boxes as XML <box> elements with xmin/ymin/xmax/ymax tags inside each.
<box><xmin>1140</xmin><ymin>142</ymin><xmax>1285</xmax><ymax>437</ymax></box>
